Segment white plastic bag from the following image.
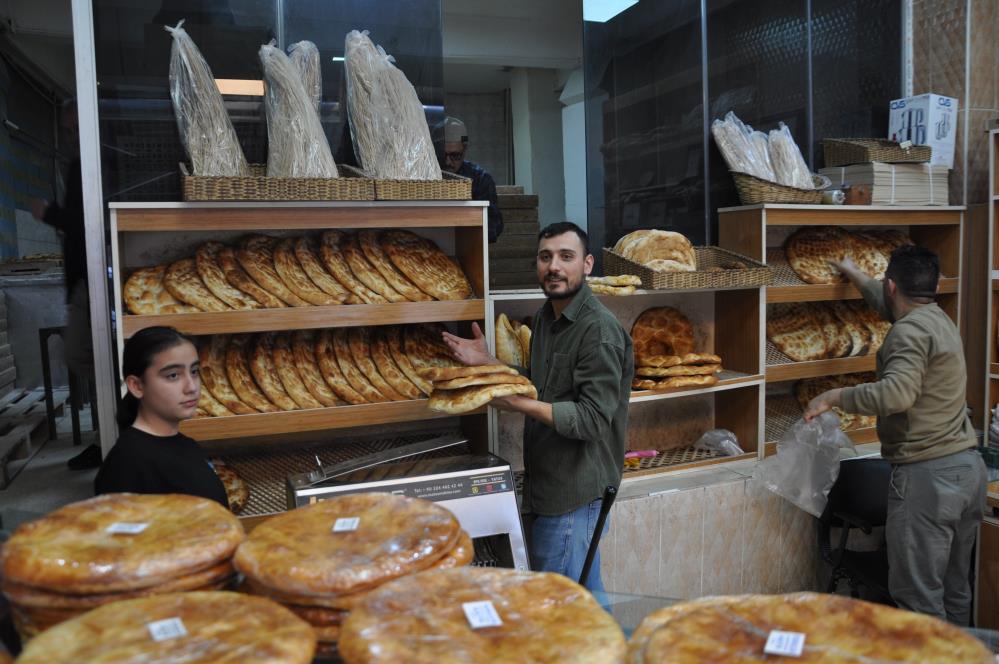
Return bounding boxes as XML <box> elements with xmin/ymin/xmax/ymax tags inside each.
<box><xmin>693</xmin><ymin>429</ymin><xmax>745</xmax><ymax>457</ymax></box>
<box><xmin>753</xmin><ymin>412</ymin><xmax>857</xmax><ymax>517</ymax></box>
<box><xmin>288</xmin><ymin>40</ymin><xmax>322</xmax><ymax>115</ymax></box>
<box><xmin>768</xmin><ymin>122</ymin><xmax>814</xmax><ymax>189</ymax></box>
<box><xmin>710</xmin><ymin>111</ymin><xmax>775</xmax><ymax>181</ymax></box>
<box><xmin>166</xmin><ymin>20</ymin><xmax>248</xmax><ymax>177</ymax></box>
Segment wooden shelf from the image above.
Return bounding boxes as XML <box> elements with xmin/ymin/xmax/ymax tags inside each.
<box><xmin>766</xmin><ymin>353</ymin><xmax>876</xmax><ymax>383</ymax></box>
<box><xmin>122</xmin><ymin>300</ymin><xmax>486</xmax><ymax>338</ymax></box>
<box><xmin>628</xmin><ymin>372</ymin><xmax>762</xmax><ymax>402</ymax></box>
<box><xmin>110</xmin><ymin>201</ymin><xmax>487</xmax><ymax>232</ymax></box>
<box><xmin>717</xmin><ymin>204</ymin><xmax>963</xmax><ymax>226</ymax></box>
<box><xmin>991</xmin><ymin>363</ymin><xmax>999</xmax><ymax>377</ymax></box>
<box><xmin>765</xmin><ymin>394</ymin><xmax>878</xmax><ymax>450</ymax></box>
<box><xmin>181</xmin><ymin>399</ymin><xmax>484</xmax><ymax>444</ymax></box>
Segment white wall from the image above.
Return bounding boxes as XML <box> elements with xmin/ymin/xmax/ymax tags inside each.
<box><xmin>510</xmin><ymin>67</ymin><xmax>565</xmax><ymax>228</ymax></box>
<box><xmin>560</xmin><ymin>69</ymin><xmax>586</xmax><ymax>230</ymax></box>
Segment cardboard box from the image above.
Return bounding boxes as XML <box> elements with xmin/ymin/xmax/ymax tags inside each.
<box><xmin>889</xmin><ymin>93</ymin><xmax>958</xmax><ymax>169</ymax></box>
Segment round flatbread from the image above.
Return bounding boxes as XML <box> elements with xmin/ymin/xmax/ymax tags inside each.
<box><xmin>627</xmin><ymin>592</ymin><xmax>992</xmax><ymax>664</ymax></box>
<box><xmin>420</xmin><ymin>364</ymin><xmax>519</xmax><ymax>382</ymax></box>
<box><xmin>332</xmin><ymin>328</ymin><xmax>388</xmax><ymax>402</ymax></box>
<box><xmin>225</xmin><ymin>334</ymin><xmax>279</xmax><ymax>412</ymax></box>
<box><xmin>237</xmin><ymin>235</ymin><xmax>310</xmax><ymax>307</ymax></box>
<box><xmin>200</xmin><ymin>336</ymin><xmax>257</xmax><ymax>415</ymax></box>
<box><xmin>319</xmin><ymin>230</ymin><xmax>387</xmax><ymax>304</ymax></box>
<box><xmin>371</xmin><ymin>327</ymin><xmax>422</xmax><ymax>400</ymax></box>
<box><xmin>198</xmin><ymin>388</ymin><xmax>233</xmax><ymax>418</ymax></box>
<box><xmin>381</xmin><ymin>229</ymin><xmax>474</xmax><ymax>301</ymax></box>
<box><xmin>434</xmin><ymin>372</ymin><xmax>533</xmax><ymax>390</ymax></box>
<box><xmin>195</xmin><ymin>242</ymin><xmax>261</xmax><ymax>310</ymax></box>
<box><xmin>342</xmin><ymin>233</ymin><xmax>406</xmax><ymax>302</ymax></box>
<box><xmin>1</xmin><ymin>494</ymin><xmax>244</xmax><ymax>594</ymax></box>
<box><xmin>294</xmin><ymin>236</ymin><xmax>358</xmax><ymax>303</ymax></box>
<box><xmin>15</xmin><ymin>591</ymin><xmax>316</xmax><ymax>664</ymax></box>
<box><xmin>233</xmin><ymin>493</ymin><xmax>460</xmax><ymax>596</ymax></box>
<box><xmin>218</xmin><ymin>245</ymin><xmax>287</xmax><ymax>309</ymax></box>
<box><xmin>359</xmin><ymin>230</ymin><xmax>432</xmax><ymax>302</ymax></box>
<box><xmin>766</xmin><ymin>303</ymin><xmax>828</xmax><ymax>362</ymax></box>
<box><xmin>315</xmin><ymin>329</ymin><xmax>368</xmax><ymax>404</ymax></box>
<box><xmin>590</xmin><ymin>283</ymin><xmax>637</xmax><ymax>296</ymax></box>
<box><xmin>339</xmin><ymin>568</ymin><xmax>626</xmax><ymax>664</ymax></box>
<box><xmin>785</xmin><ymin>226</ymin><xmax>851</xmax><ymax>284</ymax></box>
<box><xmin>348</xmin><ymin>327</ymin><xmax>406</xmax><ymax>401</ymax></box>
<box><xmin>428</xmin><ymin>382</ymin><xmax>538</xmax><ymax>414</ymax></box>
<box><xmin>631</xmin><ymin>307</ymin><xmax>696</xmax><ymax>363</ymax></box>
<box><xmin>634</xmin><ymin>364</ymin><xmax>721</xmax><ymax>377</ymax></box>
<box><xmin>291</xmin><ymin>330</ymin><xmax>338</xmax><ymax>407</ymax></box>
<box><xmin>644</xmin><ymin>259</ymin><xmax>696</xmax><ymax>273</ymax></box>
<box><xmin>388</xmin><ymin>326</ymin><xmax>432</xmax><ymax>396</ymax></box>
<box><xmin>249</xmin><ymin>334</ymin><xmax>299</xmax><ymax>411</ymax></box>
<box><xmin>273</xmin><ymin>237</ymin><xmax>342</xmax><ymax>306</ymax></box>
<box><xmin>272</xmin><ymin>332</ymin><xmax>324</xmax><ymax>410</ymax></box>
<box><xmin>123</xmin><ymin>266</ymin><xmax>199</xmax><ymax>315</ymax></box>
<box><xmin>620</xmin><ymin>230</ymin><xmax>695</xmax><ymax>269</ymax></box>
<box><xmin>164</xmin><ymin>258</ymin><xmax>230</xmax><ymax>312</ymax></box>
<box><xmin>210</xmin><ymin>461</ymin><xmax>250</xmax><ymax>514</ymax></box>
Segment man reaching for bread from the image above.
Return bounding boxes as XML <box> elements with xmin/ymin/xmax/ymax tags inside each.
<box><xmin>803</xmin><ymin>245</ymin><xmax>986</xmax><ymax>625</ymax></box>
<box><xmin>443</xmin><ymin>222</ymin><xmax>633</xmax><ymax>592</ymax></box>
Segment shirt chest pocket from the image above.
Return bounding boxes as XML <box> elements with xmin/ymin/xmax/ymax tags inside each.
<box><xmin>546</xmin><ymin>352</ymin><xmax>574</xmax><ymax>396</ymax></box>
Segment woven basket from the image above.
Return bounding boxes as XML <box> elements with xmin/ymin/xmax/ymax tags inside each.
<box><xmin>731</xmin><ymin>172</ymin><xmax>825</xmax><ymax>205</ymax></box>
<box><xmin>823</xmin><ymin>138</ymin><xmax>932</xmax><ymax>167</ymax></box>
<box><xmin>373</xmin><ymin>170</ymin><xmax>472</xmax><ymax>201</ymax></box>
<box><xmin>180</xmin><ymin>163</ymin><xmax>374</xmax><ymax>201</ymax></box>
<box><xmin>602</xmin><ymin>246</ymin><xmax>772</xmax><ymax>291</ymax></box>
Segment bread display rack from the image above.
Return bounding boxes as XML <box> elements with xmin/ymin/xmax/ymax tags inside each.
<box><xmin>719</xmin><ymin>203</ymin><xmax>965</xmax><ymax>453</ymax></box>
<box><xmin>109</xmin><ymin>201</ymin><xmax>490</xmax><ymax>458</ymax></box>
<box><xmin>985</xmin><ymin>129</ymin><xmax>999</xmax><ymax>435</ymax></box>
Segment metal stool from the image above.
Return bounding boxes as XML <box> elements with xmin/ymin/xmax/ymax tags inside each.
<box><xmin>39</xmin><ymin>326</ymin><xmax>96</xmax><ymax>446</ymax></box>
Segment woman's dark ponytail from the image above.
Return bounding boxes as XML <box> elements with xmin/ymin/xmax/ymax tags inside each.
<box><xmin>118</xmin><ymin>326</ymin><xmax>195</xmax><ymax>427</ymax></box>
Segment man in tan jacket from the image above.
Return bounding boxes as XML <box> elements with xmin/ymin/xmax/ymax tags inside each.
<box><xmin>804</xmin><ymin>245</ymin><xmax>987</xmax><ymax>625</ymax></box>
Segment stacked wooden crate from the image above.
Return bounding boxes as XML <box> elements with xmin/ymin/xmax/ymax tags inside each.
<box><xmin>489</xmin><ymin>185</ymin><xmax>539</xmax><ymax>290</ymax></box>
<box><xmin>0</xmin><ymin>291</ymin><xmax>14</xmax><ymax>397</ymax></box>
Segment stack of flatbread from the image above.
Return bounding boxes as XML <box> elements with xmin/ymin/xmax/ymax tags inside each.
<box><xmin>794</xmin><ymin>372</ymin><xmax>877</xmax><ymax>431</ymax></box>
<box><xmin>426</xmin><ymin>364</ymin><xmax>537</xmax><ymax>415</ymax></box>
<box><xmin>612</xmin><ymin>230</ymin><xmax>696</xmax><ymax>272</ymax></box>
<box><xmin>15</xmin><ymin>591</ymin><xmax>317</xmax><ymax>664</ymax></box>
<box><xmin>626</xmin><ymin>592</ymin><xmax>993</xmax><ymax>663</ymax></box>
<box><xmin>495</xmin><ymin>313</ymin><xmax>532</xmax><ymax>367</ymax></box>
<box><xmin>0</xmin><ymin>493</ymin><xmax>244</xmax><ymax>640</ymax></box>
<box><xmin>587</xmin><ymin>274</ymin><xmax>642</xmax><ymax>296</ymax></box>
<box><xmin>123</xmin><ymin>230</ymin><xmax>473</xmax><ymax>314</ymax></box>
<box><xmin>339</xmin><ymin>567</ymin><xmax>626</xmax><ymax>663</ymax></box>
<box><xmin>768</xmin><ymin>301</ymin><xmax>891</xmax><ymax>362</ymax></box>
<box><xmin>630</xmin><ymin>307</ymin><xmax>723</xmax><ymax>391</ymax></box>
<box><xmin>785</xmin><ymin>226</ymin><xmax>913</xmax><ymax>284</ymax></box>
<box><xmin>195</xmin><ymin>324</ymin><xmax>454</xmax><ymax>418</ymax></box>
<box><xmin>235</xmin><ymin>493</ymin><xmax>473</xmax><ymax>657</ymax></box>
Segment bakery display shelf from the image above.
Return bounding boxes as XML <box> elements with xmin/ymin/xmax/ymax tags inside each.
<box><xmin>764</xmin><ymin>394</ymin><xmax>877</xmax><ymax>453</ymax></box>
<box><xmin>992</xmin><ymin>363</ymin><xmax>999</xmax><ymax>379</ymax></box>
<box><xmin>765</xmin><ymin>248</ymin><xmax>959</xmax><ymax>303</ymax></box>
<box><xmin>219</xmin><ymin>429</ymin><xmax>469</xmax><ymax>517</ymax></box>
<box><xmin>109</xmin><ymin>200</ymin><xmax>487</xmax><ymax>232</ymax></box>
<box><xmin>628</xmin><ymin>371</ymin><xmax>762</xmax><ymax>402</ymax></box>
<box><xmin>717</xmin><ymin>203</ymin><xmax>963</xmax><ymax>226</ymax></box>
<box><xmin>182</xmin><ymin>400</ymin><xmax>484</xmax><ymax>445</ymax></box>
<box><xmin>121</xmin><ymin>300</ymin><xmax>486</xmax><ymax>338</ymax></box>
<box><xmin>765</xmin><ymin>342</ymin><xmax>875</xmax><ymax>383</ymax></box>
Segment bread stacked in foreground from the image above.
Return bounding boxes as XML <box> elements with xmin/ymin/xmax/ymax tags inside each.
<box><xmin>235</xmin><ymin>493</ymin><xmax>473</xmax><ymax>657</ymax></box>
<box><xmin>0</xmin><ymin>494</ymin><xmax>244</xmax><ymax>640</ymax></box>
<box><xmin>630</xmin><ymin>307</ymin><xmax>723</xmax><ymax>390</ymax></box>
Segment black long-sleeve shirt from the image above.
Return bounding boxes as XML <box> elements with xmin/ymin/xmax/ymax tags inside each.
<box><xmin>94</xmin><ymin>427</ymin><xmax>229</xmax><ymax>508</ymax></box>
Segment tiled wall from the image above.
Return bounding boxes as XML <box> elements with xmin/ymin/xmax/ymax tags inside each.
<box><xmin>600</xmin><ymin>478</ymin><xmax>820</xmax><ymax>598</ymax></box>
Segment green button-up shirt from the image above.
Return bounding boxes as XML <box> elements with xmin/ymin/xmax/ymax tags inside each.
<box><xmin>520</xmin><ymin>283</ymin><xmax>634</xmax><ymax>515</ymax></box>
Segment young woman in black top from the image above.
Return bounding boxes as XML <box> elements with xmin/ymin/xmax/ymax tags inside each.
<box><xmin>94</xmin><ymin>326</ymin><xmax>228</xmax><ymax>507</ymax></box>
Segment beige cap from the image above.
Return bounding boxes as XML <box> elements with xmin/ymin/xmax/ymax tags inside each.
<box><xmin>436</xmin><ymin>117</ymin><xmax>468</xmax><ymax>143</ymax></box>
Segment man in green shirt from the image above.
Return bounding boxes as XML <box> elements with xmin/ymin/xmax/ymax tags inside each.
<box><xmin>444</xmin><ymin>222</ymin><xmax>633</xmax><ymax>591</ymax></box>
<box><xmin>804</xmin><ymin>245</ymin><xmax>987</xmax><ymax>624</ymax></box>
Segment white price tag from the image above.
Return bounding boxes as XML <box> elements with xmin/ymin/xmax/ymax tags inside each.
<box><xmin>764</xmin><ymin>630</ymin><xmax>805</xmax><ymax>657</ymax></box>
<box><xmin>462</xmin><ymin>601</ymin><xmax>503</xmax><ymax>629</ymax></box>
<box><xmin>147</xmin><ymin>617</ymin><xmax>187</xmax><ymax>642</ymax></box>
<box><xmin>106</xmin><ymin>522</ymin><xmax>149</xmax><ymax>535</ymax></box>
<box><xmin>333</xmin><ymin>517</ymin><xmax>360</xmax><ymax>533</ymax></box>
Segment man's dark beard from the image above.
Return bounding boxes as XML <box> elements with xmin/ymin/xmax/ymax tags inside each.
<box><xmin>543</xmin><ymin>277</ymin><xmax>583</xmax><ymax>300</ymax></box>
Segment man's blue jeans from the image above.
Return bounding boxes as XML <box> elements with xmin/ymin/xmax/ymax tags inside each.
<box><xmin>530</xmin><ymin>498</ymin><xmax>608</xmax><ymax>592</ymax></box>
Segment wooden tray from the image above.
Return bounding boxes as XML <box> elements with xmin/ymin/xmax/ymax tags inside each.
<box><xmin>602</xmin><ymin>246</ymin><xmax>772</xmax><ymax>290</ymax></box>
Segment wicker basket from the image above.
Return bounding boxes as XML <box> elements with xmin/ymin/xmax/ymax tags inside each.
<box><xmin>180</xmin><ymin>163</ymin><xmax>375</xmax><ymax>201</ymax></box>
<box><xmin>822</xmin><ymin>138</ymin><xmax>932</xmax><ymax>167</ymax></box>
<box><xmin>731</xmin><ymin>172</ymin><xmax>825</xmax><ymax>205</ymax></box>
<box><xmin>602</xmin><ymin>246</ymin><xmax>772</xmax><ymax>291</ymax></box>
<box><xmin>373</xmin><ymin>170</ymin><xmax>472</xmax><ymax>201</ymax></box>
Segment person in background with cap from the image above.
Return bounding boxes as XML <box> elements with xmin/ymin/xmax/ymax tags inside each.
<box><xmin>803</xmin><ymin>245</ymin><xmax>987</xmax><ymax>625</ymax></box>
<box><xmin>434</xmin><ymin>117</ymin><xmax>503</xmax><ymax>243</ymax></box>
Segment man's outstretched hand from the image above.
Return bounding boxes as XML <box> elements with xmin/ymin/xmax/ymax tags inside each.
<box><xmin>442</xmin><ymin>322</ymin><xmax>499</xmax><ymax>366</ymax></box>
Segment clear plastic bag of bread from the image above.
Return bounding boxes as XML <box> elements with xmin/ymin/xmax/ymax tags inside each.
<box><xmin>165</xmin><ymin>20</ymin><xmax>249</xmax><ymax>177</ymax></box>
<box><xmin>287</xmin><ymin>40</ymin><xmax>322</xmax><ymax>116</ymax></box>
<box><xmin>693</xmin><ymin>429</ymin><xmax>744</xmax><ymax>457</ymax></box>
<box><xmin>710</xmin><ymin>111</ymin><xmax>775</xmax><ymax>181</ymax></box>
<box><xmin>753</xmin><ymin>411</ymin><xmax>857</xmax><ymax>517</ymax></box>
<box><xmin>768</xmin><ymin>122</ymin><xmax>815</xmax><ymax>189</ymax></box>
<box><xmin>344</xmin><ymin>30</ymin><xmax>441</xmax><ymax>180</ymax></box>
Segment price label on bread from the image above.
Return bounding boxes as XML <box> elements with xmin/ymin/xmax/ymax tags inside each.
<box><xmin>462</xmin><ymin>600</ymin><xmax>503</xmax><ymax>629</ymax></box>
<box><xmin>764</xmin><ymin>630</ymin><xmax>805</xmax><ymax>657</ymax></box>
<box><xmin>333</xmin><ymin>517</ymin><xmax>361</xmax><ymax>533</ymax></box>
<box><xmin>105</xmin><ymin>522</ymin><xmax>149</xmax><ymax>535</ymax></box>
<box><xmin>146</xmin><ymin>617</ymin><xmax>188</xmax><ymax>642</ymax></box>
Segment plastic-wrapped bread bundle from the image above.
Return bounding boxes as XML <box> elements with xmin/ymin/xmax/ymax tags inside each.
<box><xmin>165</xmin><ymin>20</ymin><xmax>248</xmax><ymax>177</ymax></box>
<box><xmin>344</xmin><ymin>30</ymin><xmax>441</xmax><ymax>181</ymax></box>
<box><xmin>710</xmin><ymin>111</ymin><xmax>774</xmax><ymax>181</ymax></box>
<box><xmin>769</xmin><ymin>122</ymin><xmax>815</xmax><ymax>189</ymax></box>
<box><xmin>260</xmin><ymin>42</ymin><xmax>338</xmax><ymax>178</ymax></box>
<box><xmin>288</xmin><ymin>40</ymin><xmax>322</xmax><ymax>116</ymax></box>
<box><xmin>749</xmin><ymin>130</ymin><xmax>775</xmax><ymax>179</ymax></box>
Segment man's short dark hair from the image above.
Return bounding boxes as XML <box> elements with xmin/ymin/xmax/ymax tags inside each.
<box><xmin>885</xmin><ymin>244</ymin><xmax>939</xmax><ymax>300</ymax></box>
<box><xmin>539</xmin><ymin>221</ymin><xmax>589</xmax><ymax>254</ymax></box>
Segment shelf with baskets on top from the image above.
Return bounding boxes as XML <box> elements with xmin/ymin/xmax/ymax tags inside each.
<box><xmin>109</xmin><ymin>200</ymin><xmax>491</xmax><ymax>454</ymax></box>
